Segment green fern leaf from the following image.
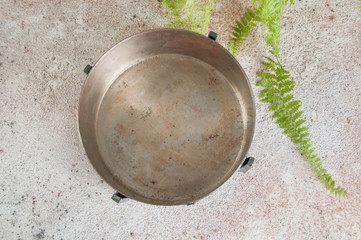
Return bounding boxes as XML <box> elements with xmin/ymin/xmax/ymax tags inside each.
<box><xmin>261</xmin><ymin>95</ymin><xmax>282</xmax><ymax>103</ymax></box>
<box><xmin>269</xmin><ymin>103</ymin><xmax>284</xmax><ymax>112</ymax></box>
<box><xmin>277</xmin><ymin>74</ymin><xmax>291</xmax><ymax>81</ymax></box>
<box><xmin>293</xmin><ymin>138</ymin><xmax>303</xmax><ymax>144</ymax></box>
<box><xmin>299</xmin><ymin>132</ymin><xmax>310</xmax><ymax>139</ymax></box>
<box><xmin>307</xmin><ymin>158</ymin><xmax>317</xmax><ymax>164</ymax></box>
<box><xmin>314</xmin><ymin>161</ymin><xmax>322</xmax><ymax>169</ymax></box>
<box><xmin>276</xmin><ymin>116</ymin><xmax>289</xmax><ymax>124</ymax></box>
<box><xmin>308</xmin><ymin>147</ymin><xmax>316</xmax><ymax>155</ymax></box>
<box><xmin>276</xmin><ymin>65</ymin><xmax>289</xmax><ymax>74</ymax></box>
<box><xmin>294</xmin><ymin>119</ymin><xmax>306</xmax><ymax>128</ymax></box>
<box><xmin>308</xmin><ymin>156</ymin><xmax>318</xmax><ymax>163</ymax></box>
<box><xmin>291</xmin><ymin>111</ymin><xmax>304</xmax><ymax>121</ymax></box>
<box><xmin>256</xmin><ymin>79</ymin><xmax>278</xmax><ymax>87</ymax></box>
<box><xmin>272</xmin><ymin>110</ymin><xmax>287</xmax><ymax>119</ymax></box>
<box><xmin>236</xmin><ymin>21</ymin><xmax>243</xmax><ymax>29</ymax></box>
<box><xmin>318</xmin><ymin>170</ymin><xmax>327</xmax><ymax>177</ymax></box>
<box><xmin>233</xmin><ymin>26</ymin><xmax>241</xmax><ymax>32</ymax></box>
<box><xmin>280</xmin><ymin>80</ymin><xmax>295</xmax><ymax>87</ymax></box>
<box><xmin>245</xmin><ymin>12</ymin><xmax>252</xmax><ymax>21</ymax></box>
<box><xmin>264</xmin><ymin>56</ymin><xmax>276</xmax><ymax>64</ymax></box>
<box><xmin>258</xmin><ymin>72</ymin><xmax>277</xmax><ymax>79</ymax></box>
<box><xmin>279</xmin><ymin>121</ymin><xmax>292</xmax><ymax>129</ymax></box>
<box><xmin>320</xmin><ymin>175</ymin><xmax>327</xmax><ymax>183</ymax></box>
<box><xmin>280</xmin><ymin>84</ymin><xmax>295</xmax><ymax>95</ymax></box>
<box><xmin>260</xmin><ymin>88</ymin><xmax>279</xmax><ymax>97</ymax></box>
<box><xmin>288</xmin><ymin>104</ymin><xmax>302</xmax><ymax>115</ymax></box>
<box><xmin>286</xmin><ymin>100</ymin><xmax>301</xmax><ymax>110</ymax></box>
<box><xmin>241</xmin><ymin>17</ymin><xmax>248</xmax><ymax>26</ymax></box>
<box><xmin>232</xmin><ymin>32</ymin><xmax>240</xmax><ymax>38</ymax></box>
<box><xmin>261</xmin><ymin>61</ymin><xmax>275</xmax><ymax>70</ymax></box>
<box><xmin>249</xmin><ymin>22</ymin><xmax>258</xmax><ymax>28</ymax></box>
<box><xmin>289</xmin><ymin>133</ymin><xmax>299</xmax><ymax>139</ymax></box>
<box><xmin>228</xmin><ymin>6</ymin><xmax>259</xmax><ymax>56</ymax></box>
<box><xmin>302</xmin><ymin>138</ymin><xmax>311</xmax><ymax>145</ymax></box>
<box><xmin>247</xmin><ymin>8</ymin><xmax>256</xmax><ymax>17</ymax></box>
<box><xmin>283</xmin><ymin>127</ymin><xmax>295</xmax><ymax>135</ymax></box>
<box><xmin>301</xmin><ymin>141</ymin><xmax>312</xmax><ymax>149</ymax></box>
<box><xmin>282</xmin><ymin>94</ymin><xmax>293</xmax><ymax>103</ymax></box>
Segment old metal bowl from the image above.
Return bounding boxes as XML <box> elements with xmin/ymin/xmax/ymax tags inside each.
<box><xmin>78</xmin><ymin>29</ymin><xmax>255</xmax><ymax>205</ymax></box>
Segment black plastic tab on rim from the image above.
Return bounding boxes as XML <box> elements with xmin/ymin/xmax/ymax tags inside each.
<box><xmin>84</xmin><ymin>64</ymin><xmax>93</xmax><ymax>74</ymax></box>
<box><xmin>239</xmin><ymin>157</ymin><xmax>255</xmax><ymax>173</ymax></box>
<box><xmin>111</xmin><ymin>192</ymin><xmax>128</xmax><ymax>203</ymax></box>
<box><xmin>208</xmin><ymin>31</ymin><xmax>218</xmax><ymax>42</ymax></box>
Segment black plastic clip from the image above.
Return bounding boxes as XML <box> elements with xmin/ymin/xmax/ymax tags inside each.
<box><xmin>111</xmin><ymin>192</ymin><xmax>129</xmax><ymax>203</ymax></box>
<box><xmin>239</xmin><ymin>157</ymin><xmax>254</xmax><ymax>173</ymax></box>
<box><xmin>84</xmin><ymin>64</ymin><xmax>93</xmax><ymax>75</ymax></box>
<box><xmin>186</xmin><ymin>200</ymin><xmax>197</xmax><ymax>206</ymax></box>
<box><xmin>208</xmin><ymin>31</ymin><xmax>218</xmax><ymax>42</ymax></box>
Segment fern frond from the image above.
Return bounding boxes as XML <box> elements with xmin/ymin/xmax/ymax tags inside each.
<box><xmin>256</xmin><ymin>53</ymin><xmax>348</xmax><ymax>197</ymax></box>
<box><xmin>228</xmin><ymin>8</ymin><xmax>260</xmax><ymax>56</ymax></box>
<box><xmin>231</xmin><ymin>0</ymin><xmax>293</xmax><ymax>58</ymax></box>
<box><xmin>163</xmin><ymin>0</ymin><xmax>215</xmax><ymax>34</ymax></box>
<box><xmin>164</xmin><ymin>0</ymin><xmax>347</xmax><ymax>197</ymax></box>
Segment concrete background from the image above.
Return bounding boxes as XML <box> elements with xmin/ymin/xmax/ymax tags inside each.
<box><xmin>0</xmin><ymin>0</ymin><xmax>360</xmax><ymax>239</ymax></box>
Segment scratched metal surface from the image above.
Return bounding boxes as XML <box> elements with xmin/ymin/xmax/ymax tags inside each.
<box><xmin>79</xmin><ymin>29</ymin><xmax>255</xmax><ymax>205</ymax></box>
<box><xmin>97</xmin><ymin>54</ymin><xmax>244</xmax><ymax>203</ymax></box>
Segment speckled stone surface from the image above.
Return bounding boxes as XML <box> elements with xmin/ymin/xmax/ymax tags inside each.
<box><xmin>1</xmin><ymin>0</ymin><xmax>360</xmax><ymax>239</ymax></box>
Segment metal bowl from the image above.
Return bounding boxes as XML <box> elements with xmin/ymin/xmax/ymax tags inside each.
<box><xmin>78</xmin><ymin>29</ymin><xmax>255</xmax><ymax>205</ymax></box>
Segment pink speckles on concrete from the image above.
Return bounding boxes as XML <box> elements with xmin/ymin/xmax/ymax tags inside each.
<box><xmin>0</xmin><ymin>0</ymin><xmax>360</xmax><ymax>239</ymax></box>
